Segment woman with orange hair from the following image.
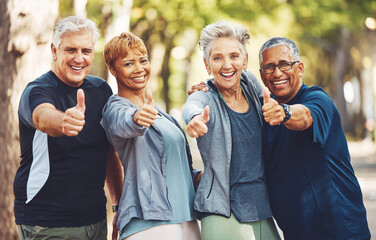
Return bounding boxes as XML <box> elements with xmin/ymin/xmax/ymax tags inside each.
<box><xmin>101</xmin><ymin>32</ymin><xmax>201</xmax><ymax>240</ymax></box>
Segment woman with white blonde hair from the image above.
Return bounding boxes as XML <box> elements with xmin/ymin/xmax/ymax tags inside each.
<box><xmin>183</xmin><ymin>21</ymin><xmax>280</xmax><ymax>240</ymax></box>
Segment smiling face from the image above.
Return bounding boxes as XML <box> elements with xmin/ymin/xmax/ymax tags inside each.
<box><xmin>110</xmin><ymin>49</ymin><xmax>151</xmax><ymax>93</ymax></box>
<box><xmin>204</xmin><ymin>37</ymin><xmax>248</xmax><ymax>91</ymax></box>
<box><xmin>260</xmin><ymin>45</ymin><xmax>304</xmax><ymax>103</ymax></box>
<box><xmin>51</xmin><ymin>30</ymin><xmax>95</xmax><ymax>87</ymax></box>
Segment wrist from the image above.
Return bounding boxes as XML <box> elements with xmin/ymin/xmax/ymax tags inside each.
<box><xmin>280</xmin><ymin>103</ymin><xmax>292</xmax><ymax>123</ymax></box>
<box><xmin>112</xmin><ymin>204</ymin><xmax>119</xmax><ymax>212</ymax></box>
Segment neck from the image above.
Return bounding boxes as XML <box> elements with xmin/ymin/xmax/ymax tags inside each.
<box><xmin>276</xmin><ymin>81</ymin><xmax>303</xmax><ymax>104</ymax></box>
<box><xmin>118</xmin><ymin>86</ymin><xmax>145</xmax><ymax>107</ymax></box>
<box><xmin>214</xmin><ymin>82</ymin><xmax>242</xmax><ymax>102</ymax></box>
<box><xmin>214</xmin><ymin>82</ymin><xmax>249</xmax><ymax>113</ymax></box>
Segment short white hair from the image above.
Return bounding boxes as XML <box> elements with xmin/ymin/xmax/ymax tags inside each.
<box><xmin>52</xmin><ymin>16</ymin><xmax>100</xmax><ymax>48</ymax></box>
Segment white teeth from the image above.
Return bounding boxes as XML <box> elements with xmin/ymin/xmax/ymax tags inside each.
<box><xmin>71</xmin><ymin>66</ymin><xmax>83</xmax><ymax>70</ymax></box>
<box><xmin>221</xmin><ymin>72</ymin><xmax>234</xmax><ymax>77</ymax></box>
<box><xmin>273</xmin><ymin>80</ymin><xmax>287</xmax><ymax>85</ymax></box>
<box><xmin>133</xmin><ymin>76</ymin><xmax>144</xmax><ymax>81</ymax></box>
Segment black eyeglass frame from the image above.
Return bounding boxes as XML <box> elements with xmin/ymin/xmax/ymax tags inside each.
<box><xmin>260</xmin><ymin>61</ymin><xmax>300</xmax><ymax>74</ymax></box>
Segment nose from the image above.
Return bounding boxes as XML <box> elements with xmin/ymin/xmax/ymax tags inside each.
<box><xmin>134</xmin><ymin>62</ymin><xmax>144</xmax><ymax>72</ymax></box>
<box><xmin>223</xmin><ymin>57</ymin><xmax>232</xmax><ymax>69</ymax></box>
<box><xmin>272</xmin><ymin>65</ymin><xmax>283</xmax><ymax>78</ymax></box>
<box><xmin>74</xmin><ymin>52</ymin><xmax>84</xmax><ymax>63</ymax></box>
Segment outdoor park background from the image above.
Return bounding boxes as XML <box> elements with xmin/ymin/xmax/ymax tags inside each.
<box><xmin>1</xmin><ymin>0</ymin><xmax>376</xmax><ymax>239</ymax></box>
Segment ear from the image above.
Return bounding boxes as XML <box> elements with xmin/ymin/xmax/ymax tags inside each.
<box><xmin>51</xmin><ymin>43</ymin><xmax>57</xmax><ymax>61</ymax></box>
<box><xmin>243</xmin><ymin>53</ymin><xmax>249</xmax><ymax>70</ymax></box>
<box><xmin>109</xmin><ymin>66</ymin><xmax>117</xmax><ymax>78</ymax></box>
<box><xmin>204</xmin><ymin>58</ymin><xmax>211</xmax><ymax>75</ymax></box>
<box><xmin>298</xmin><ymin>62</ymin><xmax>304</xmax><ymax>78</ymax></box>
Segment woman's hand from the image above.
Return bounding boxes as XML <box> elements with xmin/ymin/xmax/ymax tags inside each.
<box><xmin>186</xmin><ymin>106</ymin><xmax>210</xmax><ymax>138</ymax></box>
<box><xmin>133</xmin><ymin>89</ymin><xmax>159</xmax><ymax>127</ymax></box>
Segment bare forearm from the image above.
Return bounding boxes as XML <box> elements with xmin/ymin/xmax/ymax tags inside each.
<box><xmin>33</xmin><ymin>103</ymin><xmax>64</xmax><ymax>137</ymax></box>
<box><xmin>105</xmin><ymin>146</ymin><xmax>123</xmax><ymax>205</ymax></box>
<box><xmin>284</xmin><ymin>104</ymin><xmax>313</xmax><ymax>131</ymax></box>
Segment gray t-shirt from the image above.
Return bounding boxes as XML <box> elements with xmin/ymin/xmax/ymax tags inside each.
<box><xmin>226</xmin><ymin>89</ymin><xmax>272</xmax><ymax>222</ymax></box>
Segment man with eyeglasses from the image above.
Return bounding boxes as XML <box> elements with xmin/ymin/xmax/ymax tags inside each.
<box><xmin>260</xmin><ymin>37</ymin><xmax>370</xmax><ymax>240</ymax></box>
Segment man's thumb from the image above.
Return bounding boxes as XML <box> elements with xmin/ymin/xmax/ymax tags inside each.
<box><xmin>202</xmin><ymin>106</ymin><xmax>210</xmax><ymax>123</ymax></box>
<box><xmin>76</xmin><ymin>89</ymin><xmax>85</xmax><ymax>113</ymax></box>
<box><xmin>263</xmin><ymin>87</ymin><xmax>271</xmax><ymax>105</ymax></box>
<box><xmin>146</xmin><ymin>89</ymin><xmax>154</xmax><ymax>105</ymax></box>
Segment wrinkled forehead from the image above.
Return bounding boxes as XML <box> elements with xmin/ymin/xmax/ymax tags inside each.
<box><xmin>60</xmin><ymin>29</ymin><xmax>94</xmax><ymax>45</ymax></box>
<box><xmin>262</xmin><ymin>45</ymin><xmax>292</xmax><ymax>64</ymax></box>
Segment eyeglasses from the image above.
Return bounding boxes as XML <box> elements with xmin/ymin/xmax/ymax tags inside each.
<box><xmin>260</xmin><ymin>61</ymin><xmax>300</xmax><ymax>74</ymax></box>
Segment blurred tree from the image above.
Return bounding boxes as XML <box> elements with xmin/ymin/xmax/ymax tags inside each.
<box><xmin>0</xmin><ymin>0</ymin><xmax>58</xmax><ymax>239</ymax></box>
<box><xmin>219</xmin><ymin>0</ymin><xmax>375</xmax><ymax>136</ymax></box>
<box><xmin>286</xmin><ymin>0</ymin><xmax>375</xmax><ymax>134</ymax></box>
<box><xmin>129</xmin><ymin>0</ymin><xmax>223</xmax><ymax>111</ymax></box>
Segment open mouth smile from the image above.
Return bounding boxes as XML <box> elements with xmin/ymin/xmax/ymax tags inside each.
<box><xmin>220</xmin><ymin>72</ymin><xmax>235</xmax><ymax>79</ymax></box>
<box><xmin>132</xmin><ymin>75</ymin><xmax>147</xmax><ymax>82</ymax></box>
<box><xmin>70</xmin><ymin>66</ymin><xmax>85</xmax><ymax>71</ymax></box>
<box><xmin>272</xmin><ymin>80</ymin><xmax>287</xmax><ymax>86</ymax></box>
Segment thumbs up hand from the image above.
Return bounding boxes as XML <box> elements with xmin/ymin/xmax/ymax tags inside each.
<box><xmin>186</xmin><ymin>105</ymin><xmax>210</xmax><ymax>138</ymax></box>
<box><xmin>75</xmin><ymin>88</ymin><xmax>86</xmax><ymax>113</ymax></box>
<box><xmin>261</xmin><ymin>87</ymin><xmax>286</xmax><ymax>126</ymax></box>
<box><xmin>62</xmin><ymin>89</ymin><xmax>86</xmax><ymax>136</ymax></box>
<box><xmin>263</xmin><ymin>87</ymin><xmax>271</xmax><ymax>105</ymax></box>
<box><xmin>133</xmin><ymin>89</ymin><xmax>159</xmax><ymax>127</ymax></box>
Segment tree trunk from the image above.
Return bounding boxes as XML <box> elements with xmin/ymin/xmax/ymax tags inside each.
<box><xmin>104</xmin><ymin>0</ymin><xmax>133</xmax><ymax>93</ymax></box>
<box><xmin>161</xmin><ymin>38</ymin><xmax>173</xmax><ymax>112</ymax></box>
<box><xmin>0</xmin><ymin>0</ymin><xmax>58</xmax><ymax>238</ymax></box>
<box><xmin>332</xmin><ymin>28</ymin><xmax>351</xmax><ymax>132</ymax></box>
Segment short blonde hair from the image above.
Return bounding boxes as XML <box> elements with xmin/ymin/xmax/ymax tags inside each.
<box><xmin>104</xmin><ymin>32</ymin><xmax>148</xmax><ymax>69</ymax></box>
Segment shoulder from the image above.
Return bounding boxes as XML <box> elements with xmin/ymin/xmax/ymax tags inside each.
<box><xmin>85</xmin><ymin>75</ymin><xmax>107</xmax><ymax>85</ymax></box>
<box><xmin>86</xmin><ymin>75</ymin><xmax>112</xmax><ymax>90</ymax></box>
<box><xmin>187</xmin><ymin>88</ymin><xmax>212</xmax><ymax>102</ymax></box>
<box><xmin>242</xmin><ymin>70</ymin><xmax>258</xmax><ymax>81</ymax></box>
<box><xmin>300</xmin><ymin>85</ymin><xmax>332</xmax><ymax>104</ymax></box>
<box><xmin>241</xmin><ymin>70</ymin><xmax>263</xmax><ymax>95</ymax></box>
<box><xmin>26</xmin><ymin>71</ymin><xmax>57</xmax><ymax>89</ymax></box>
<box><xmin>103</xmin><ymin>95</ymin><xmax>133</xmax><ymax>112</ymax></box>
<box><xmin>84</xmin><ymin>76</ymin><xmax>113</xmax><ymax>105</ymax></box>
<box><xmin>20</xmin><ymin>72</ymin><xmax>58</xmax><ymax>101</ymax></box>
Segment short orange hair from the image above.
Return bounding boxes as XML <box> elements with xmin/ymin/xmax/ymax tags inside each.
<box><xmin>104</xmin><ymin>32</ymin><xmax>148</xmax><ymax>69</ymax></box>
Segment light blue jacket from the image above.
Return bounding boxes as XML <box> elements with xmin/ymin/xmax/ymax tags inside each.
<box><xmin>182</xmin><ymin>70</ymin><xmax>263</xmax><ymax>217</ymax></box>
<box><xmin>101</xmin><ymin>95</ymin><xmax>199</xmax><ymax>232</ymax></box>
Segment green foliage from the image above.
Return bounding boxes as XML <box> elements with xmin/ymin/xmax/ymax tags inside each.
<box><xmin>59</xmin><ymin>0</ymin><xmax>376</xmax><ymax>115</ymax></box>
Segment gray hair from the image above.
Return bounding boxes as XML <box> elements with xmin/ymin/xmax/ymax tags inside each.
<box><xmin>259</xmin><ymin>37</ymin><xmax>300</xmax><ymax>66</ymax></box>
<box><xmin>199</xmin><ymin>21</ymin><xmax>250</xmax><ymax>62</ymax></box>
<box><xmin>52</xmin><ymin>16</ymin><xmax>100</xmax><ymax>48</ymax></box>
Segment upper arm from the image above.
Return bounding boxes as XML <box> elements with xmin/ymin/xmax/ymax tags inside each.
<box><xmin>19</xmin><ymin>85</ymin><xmax>64</xmax><ymax>136</ymax></box>
<box><xmin>301</xmin><ymin>89</ymin><xmax>334</xmax><ymax>145</ymax></box>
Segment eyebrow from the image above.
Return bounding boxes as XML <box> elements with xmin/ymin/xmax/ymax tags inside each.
<box><xmin>123</xmin><ymin>56</ymin><xmax>148</xmax><ymax>61</ymax></box>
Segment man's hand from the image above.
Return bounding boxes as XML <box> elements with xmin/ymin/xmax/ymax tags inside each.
<box><xmin>62</xmin><ymin>89</ymin><xmax>86</xmax><ymax>136</ymax></box>
<box><xmin>262</xmin><ymin>87</ymin><xmax>285</xmax><ymax>126</ymax></box>
<box><xmin>186</xmin><ymin>106</ymin><xmax>210</xmax><ymax>138</ymax></box>
<box><xmin>188</xmin><ymin>81</ymin><xmax>209</xmax><ymax>95</ymax></box>
<box><xmin>133</xmin><ymin>89</ymin><xmax>159</xmax><ymax>127</ymax></box>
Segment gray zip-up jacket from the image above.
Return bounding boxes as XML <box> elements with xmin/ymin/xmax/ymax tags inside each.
<box><xmin>101</xmin><ymin>95</ymin><xmax>199</xmax><ymax>232</ymax></box>
<box><xmin>182</xmin><ymin>70</ymin><xmax>263</xmax><ymax>217</ymax></box>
